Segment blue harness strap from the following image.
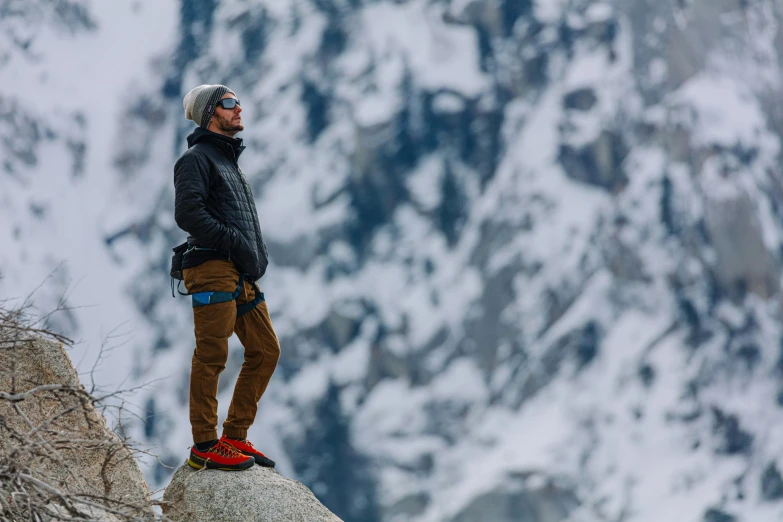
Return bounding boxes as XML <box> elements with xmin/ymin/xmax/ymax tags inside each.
<box><xmin>191</xmin><ymin>273</ymin><xmax>265</xmax><ymax>318</ymax></box>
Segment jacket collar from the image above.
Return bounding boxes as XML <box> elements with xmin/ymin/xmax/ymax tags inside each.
<box><xmin>186</xmin><ymin>127</ymin><xmax>246</xmax><ymax>163</ymax></box>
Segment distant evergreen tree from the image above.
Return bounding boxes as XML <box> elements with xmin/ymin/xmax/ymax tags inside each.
<box><xmin>295</xmin><ymin>381</ymin><xmax>380</xmax><ymax>522</ymax></box>
<box><xmin>660</xmin><ymin>175</ymin><xmax>678</xmax><ymax>234</ymax></box>
<box><xmin>301</xmin><ymin>79</ymin><xmax>329</xmax><ymax>143</ymax></box>
<box><xmin>437</xmin><ymin>160</ymin><xmax>467</xmax><ymax>247</ymax></box>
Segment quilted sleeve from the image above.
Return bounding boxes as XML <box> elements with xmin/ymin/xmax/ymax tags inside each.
<box><xmin>173</xmin><ymin>153</ymin><xmax>237</xmax><ymax>255</ymax></box>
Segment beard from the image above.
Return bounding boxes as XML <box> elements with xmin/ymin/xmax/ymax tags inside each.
<box><xmin>214</xmin><ymin>112</ymin><xmax>244</xmax><ymax>133</ymax></box>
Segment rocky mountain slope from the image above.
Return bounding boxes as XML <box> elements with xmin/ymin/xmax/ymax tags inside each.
<box><xmin>4</xmin><ymin>1</ymin><xmax>783</xmax><ymax>521</ymax></box>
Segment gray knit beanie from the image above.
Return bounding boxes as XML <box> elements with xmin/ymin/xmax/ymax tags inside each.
<box><xmin>183</xmin><ymin>84</ymin><xmax>235</xmax><ymax>129</ymax></box>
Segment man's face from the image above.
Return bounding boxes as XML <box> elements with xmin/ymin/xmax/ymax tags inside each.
<box><xmin>209</xmin><ymin>93</ymin><xmax>243</xmax><ymax>135</ymax></box>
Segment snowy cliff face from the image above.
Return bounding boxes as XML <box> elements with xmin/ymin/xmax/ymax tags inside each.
<box><xmin>5</xmin><ymin>1</ymin><xmax>783</xmax><ymax>521</ymax></box>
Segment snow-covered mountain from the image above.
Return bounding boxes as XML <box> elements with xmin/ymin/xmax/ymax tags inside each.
<box><xmin>4</xmin><ymin>1</ymin><xmax>783</xmax><ymax>521</ymax></box>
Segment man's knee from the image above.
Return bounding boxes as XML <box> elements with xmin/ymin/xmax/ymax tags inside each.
<box><xmin>268</xmin><ymin>338</ymin><xmax>280</xmax><ymax>365</ymax></box>
<box><xmin>194</xmin><ymin>345</ymin><xmax>229</xmax><ymax>368</ymax></box>
<box><xmin>245</xmin><ymin>337</ymin><xmax>279</xmax><ymax>367</ymax></box>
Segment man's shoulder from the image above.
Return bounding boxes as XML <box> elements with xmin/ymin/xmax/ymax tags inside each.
<box><xmin>180</xmin><ymin>143</ymin><xmax>213</xmax><ymax>159</ymax></box>
<box><xmin>175</xmin><ymin>145</ymin><xmax>214</xmax><ymax>169</ymax></box>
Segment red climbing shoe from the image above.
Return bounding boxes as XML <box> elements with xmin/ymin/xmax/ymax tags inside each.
<box><xmin>220</xmin><ymin>434</ymin><xmax>276</xmax><ymax>468</ymax></box>
<box><xmin>188</xmin><ymin>439</ymin><xmax>255</xmax><ymax>471</ymax></box>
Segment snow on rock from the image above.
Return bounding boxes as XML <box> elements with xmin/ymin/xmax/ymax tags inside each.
<box><xmin>8</xmin><ymin>0</ymin><xmax>783</xmax><ymax>521</ymax></box>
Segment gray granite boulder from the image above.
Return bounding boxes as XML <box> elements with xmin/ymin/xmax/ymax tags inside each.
<box><xmin>162</xmin><ymin>463</ymin><xmax>343</xmax><ymax>522</ymax></box>
<box><xmin>0</xmin><ymin>330</ymin><xmax>152</xmax><ymax>520</ymax></box>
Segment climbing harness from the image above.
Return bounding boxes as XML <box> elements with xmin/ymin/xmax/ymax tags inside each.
<box><xmin>190</xmin><ymin>271</ymin><xmax>265</xmax><ymax>317</ymax></box>
<box><xmin>170</xmin><ymin>242</ymin><xmax>264</xmax><ymax>318</ymax></box>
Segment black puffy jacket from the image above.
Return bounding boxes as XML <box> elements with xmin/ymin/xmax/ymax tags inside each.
<box><xmin>174</xmin><ymin>127</ymin><xmax>269</xmax><ymax>281</ymax></box>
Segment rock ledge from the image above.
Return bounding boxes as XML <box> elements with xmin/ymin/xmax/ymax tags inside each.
<box><xmin>162</xmin><ymin>463</ymin><xmax>342</xmax><ymax>522</ymax></box>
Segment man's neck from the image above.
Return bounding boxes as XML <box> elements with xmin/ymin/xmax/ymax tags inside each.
<box><xmin>207</xmin><ymin>127</ymin><xmax>239</xmax><ymax>139</ymax></box>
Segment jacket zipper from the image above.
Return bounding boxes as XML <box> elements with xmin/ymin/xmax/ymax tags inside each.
<box><xmin>227</xmin><ymin>143</ymin><xmax>266</xmax><ymax>270</ymax></box>
<box><xmin>236</xmin><ymin>165</ymin><xmax>266</xmax><ymax>266</ymax></box>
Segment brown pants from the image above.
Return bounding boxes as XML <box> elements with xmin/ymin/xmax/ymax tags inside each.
<box><xmin>183</xmin><ymin>259</ymin><xmax>280</xmax><ymax>443</ymax></box>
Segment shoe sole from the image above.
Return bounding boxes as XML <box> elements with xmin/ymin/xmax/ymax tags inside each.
<box><xmin>250</xmin><ymin>454</ymin><xmax>275</xmax><ymax>468</ymax></box>
<box><xmin>187</xmin><ymin>455</ymin><xmax>254</xmax><ymax>471</ymax></box>
<box><xmin>232</xmin><ymin>450</ymin><xmax>275</xmax><ymax>468</ymax></box>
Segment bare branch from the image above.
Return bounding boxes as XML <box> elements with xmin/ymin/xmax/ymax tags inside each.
<box><xmin>0</xmin><ymin>384</ymin><xmax>84</xmax><ymax>402</ymax></box>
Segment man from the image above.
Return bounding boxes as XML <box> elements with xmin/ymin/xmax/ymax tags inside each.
<box><xmin>174</xmin><ymin>84</ymin><xmax>280</xmax><ymax>471</ymax></box>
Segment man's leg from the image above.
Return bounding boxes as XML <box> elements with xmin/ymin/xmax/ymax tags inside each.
<box><xmin>222</xmin><ymin>280</ymin><xmax>280</xmax><ymax>439</ymax></box>
<box><xmin>184</xmin><ymin>260</ymin><xmax>240</xmax><ymax>443</ymax></box>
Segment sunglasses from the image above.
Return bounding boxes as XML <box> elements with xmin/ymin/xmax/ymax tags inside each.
<box><xmin>217</xmin><ymin>98</ymin><xmax>241</xmax><ymax>110</ymax></box>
